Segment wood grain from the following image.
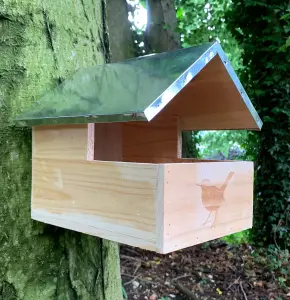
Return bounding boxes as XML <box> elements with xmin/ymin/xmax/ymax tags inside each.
<box><xmin>94</xmin><ymin>122</ymin><xmax>123</xmax><ymax>161</ymax></box>
<box><xmin>32</xmin><ymin>125</ymin><xmax>254</xmax><ymax>254</ymax></box>
<box><xmin>32</xmin><ymin>125</ymin><xmax>159</xmax><ymax>251</ymax></box>
<box><xmin>33</xmin><ymin>124</ymin><xmax>88</xmax><ymax>160</ymax></box>
<box><xmin>161</xmin><ymin>161</ymin><xmax>254</xmax><ymax>253</ymax></box>
<box><xmin>159</xmin><ymin>55</ymin><xmax>259</xmax><ymax>130</ymax></box>
<box><xmin>87</xmin><ymin>123</ymin><xmax>95</xmax><ymax>161</ymax></box>
<box><xmin>122</xmin><ymin>116</ymin><xmax>179</xmax><ymax>163</ymax></box>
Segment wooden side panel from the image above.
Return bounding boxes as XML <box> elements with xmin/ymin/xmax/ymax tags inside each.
<box><xmin>32</xmin><ymin>126</ymin><xmax>158</xmax><ymax>251</ymax></box>
<box><xmin>159</xmin><ymin>55</ymin><xmax>259</xmax><ymax>130</ymax></box>
<box><xmin>161</xmin><ymin>161</ymin><xmax>253</xmax><ymax>253</ymax></box>
<box><xmin>122</xmin><ymin>116</ymin><xmax>179</xmax><ymax>163</ymax></box>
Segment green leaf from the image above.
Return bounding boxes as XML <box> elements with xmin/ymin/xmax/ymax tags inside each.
<box><xmin>263</xmin><ymin>116</ymin><xmax>275</xmax><ymax>123</ymax></box>
<box><xmin>280</xmin><ymin>12</ymin><xmax>290</xmax><ymax>20</ymax></box>
<box><xmin>176</xmin><ymin>7</ymin><xmax>184</xmax><ymax>20</ymax></box>
<box><xmin>286</xmin><ymin>36</ymin><xmax>290</xmax><ymax>48</ymax></box>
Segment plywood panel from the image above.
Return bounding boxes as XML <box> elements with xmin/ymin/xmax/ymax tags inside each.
<box><xmin>159</xmin><ymin>56</ymin><xmax>259</xmax><ymax>130</ymax></box>
<box><xmin>32</xmin><ymin>125</ymin><xmax>159</xmax><ymax>251</ymax></box>
<box><xmin>161</xmin><ymin>161</ymin><xmax>253</xmax><ymax>253</ymax></box>
<box><xmin>122</xmin><ymin>116</ymin><xmax>179</xmax><ymax>163</ymax></box>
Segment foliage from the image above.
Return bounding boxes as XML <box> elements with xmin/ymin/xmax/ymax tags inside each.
<box><xmin>196</xmin><ymin>130</ymin><xmax>251</xmax><ymax>160</ymax></box>
<box><xmin>222</xmin><ymin>230</ymin><xmax>251</xmax><ymax>245</ymax></box>
<box><xmin>253</xmin><ymin>245</ymin><xmax>290</xmax><ymax>288</ymax></box>
<box><xmin>175</xmin><ymin>0</ymin><xmax>251</xmax><ymax>161</ymax></box>
<box><xmin>128</xmin><ymin>0</ymin><xmax>290</xmax><ymax>249</ymax></box>
<box><xmin>127</xmin><ymin>0</ymin><xmax>147</xmax><ymax>56</ymax></box>
<box><xmin>227</xmin><ymin>1</ymin><xmax>290</xmax><ymax>248</ymax></box>
<box><xmin>175</xmin><ymin>0</ymin><xmax>242</xmax><ymax>71</ymax></box>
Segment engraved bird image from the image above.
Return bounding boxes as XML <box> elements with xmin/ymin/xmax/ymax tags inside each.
<box><xmin>197</xmin><ymin>172</ymin><xmax>234</xmax><ymax>226</ymax></box>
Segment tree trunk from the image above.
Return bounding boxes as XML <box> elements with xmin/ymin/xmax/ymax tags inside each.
<box><xmin>0</xmin><ymin>1</ymin><xmax>122</xmax><ymax>299</ymax></box>
<box><xmin>106</xmin><ymin>0</ymin><xmax>135</xmax><ymax>62</ymax></box>
<box><xmin>146</xmin><ymin>0</ymin><xmax>181</xmax><ymax>52</ymax></box>
<box><xmin>145</xmin><ymin>0</ymin><xmax>196</xmax><ymax>158</ymax></box>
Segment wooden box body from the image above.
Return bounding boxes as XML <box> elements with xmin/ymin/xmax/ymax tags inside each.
<box><xmin>32</xmin><ymin>124</ymin><xmax>253</xmax><ymax>254</ymax></box>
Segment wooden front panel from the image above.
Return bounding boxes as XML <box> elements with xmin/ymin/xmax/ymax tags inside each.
<box><xmin>33</xmin><ymin>124</ymin><xmax>88</xmax><ymax>160</ymax></box>
<box><xmin>32</xmin><ymin>125</ymin><xmax>159</xmax><ymax>251</ymax></box>
<box><xmin>159</xmin><ymin>55</ymin><xmax>259</xmax><ymax>130</ymax></box>
<box><xmin>161</xmin><ymin>161</ymin><xmax>253</xmax><ymax>253</ymax></box>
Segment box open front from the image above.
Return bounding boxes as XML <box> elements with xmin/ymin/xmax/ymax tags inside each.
<box><xmin>84</xmin><ymin>101</ymin><xmax>254</xmax><ymax>253</ymax></box>
<box><xmin>32</xmin><ymin>123</ymin><xmax>253</xmax><ymax>254</ymax></box>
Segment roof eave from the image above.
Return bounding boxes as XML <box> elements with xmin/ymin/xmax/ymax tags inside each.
<box><xmin>15</xmin><ymin>112</ymin><xmax>147</xmax><ymax>127</ymax></box>
<box><xmin>144</xmin><ymin>42</ymin><xmax>263</xmax><ymax>130</ymax></box>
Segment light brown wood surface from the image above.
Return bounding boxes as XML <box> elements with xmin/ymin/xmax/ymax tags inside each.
<box><xmin>161</xmin><ymin>161</ymin><xmax>253</xmax><ymax>253</ymax></box>
<box><xmin>159</xmin><ymin>55</ymin><xmax>259</xmax><ymax>130</ymax></box>
<box><xmin>33</xmin><ymin>124</ymin><xmax>88</xmax><ymax>160</ymax></box>
<box><xmin>32</xmin><ymin>125</ymin><xmax>159</xmax><ymax>251</ymax></box>
<box><xmin>32</xmin><ymin>125</ymin><xmax>254</xmax><ymax>254</ymax></box>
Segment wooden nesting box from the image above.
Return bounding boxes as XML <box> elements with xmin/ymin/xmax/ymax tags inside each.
<box><xmin>16</xmin><ymin>42</ymin><xmax>262</xmax><ymax>254</ymax></box>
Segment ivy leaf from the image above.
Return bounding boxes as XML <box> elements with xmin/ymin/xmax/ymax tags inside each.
<box><xmin>286</xmin><ymin>37</ymin><xmax>290</xmax><ymax>48</ymax></box>
<box><xmin>280</xmin><ymin>12</ymin><xmax>290</xmax><ymax>20</ymax></box>
<box><xmin>176</xmin><ymin>7</ymin><xmax>184</xmax><ymax>20</ymax></box>
<box><xmin>263</xmin><ymin>116</ymin><xmax>275</xmax><ymax>123</ymax></box>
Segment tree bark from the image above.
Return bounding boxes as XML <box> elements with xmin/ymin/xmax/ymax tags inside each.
<box><xmin>146</xmin><ymin>0</ymin><xmax>181</xmax><ymax>52</ymax></box>
<box><xmin>106</xmin><ymin>0</ymin><xmax>135</xmax><ymax>62</ymax></box>
<box><xmin>145</xmin><ymin>0</ymin><xmax>196</xmax><ymax>158</ymax></box>
<box><xmin>0</xmin><ymin>1</ymin><xmax>122</xmax><ymax>299</ymax></box>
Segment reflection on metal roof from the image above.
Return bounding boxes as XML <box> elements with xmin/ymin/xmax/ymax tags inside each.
<box><xmin>15</xmin><ymin>41</ymin><xmax>262</xmax><ymax>129</ymax></box>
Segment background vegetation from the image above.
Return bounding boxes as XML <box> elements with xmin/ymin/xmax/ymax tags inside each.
<box><xmin>227</xmin><ymin>0</ymin><xmax>290</xmax><ymax>251</ymax></box>
<box><xmin>128</xmin><ymin>0</ymin><xmax>290</xmax><ymax>250</ymax></box>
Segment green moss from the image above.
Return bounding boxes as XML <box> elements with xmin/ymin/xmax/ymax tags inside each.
<box><xmin>0</xmin><ymin>0</ymin><xmax>122</xmax><ymax>299</ymax></box>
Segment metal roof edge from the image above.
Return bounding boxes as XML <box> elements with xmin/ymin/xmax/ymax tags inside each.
<box><xmin>143</xmin><ymin>41</ymin><xmax>219</xmax><ymax>121</ymax></box>
<box><xmin>15</xmin><ymin>112</ymin><xmax>147</xmax><ymax>127</ymax></box>
<box><xmin>214</xmin><ymin>43</ymin><xmax>263</xmax><ymax>130</ymax></box>
<box><xmin>143</xmin><ymin>41</ymin><xmax>263</xmax><ymax>131</ymax></box>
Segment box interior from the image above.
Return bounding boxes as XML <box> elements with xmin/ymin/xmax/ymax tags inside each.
<box><xmin>89</xmin><ymin>121</ymin><xmax>237</xmax><ymax>164</ymax></box>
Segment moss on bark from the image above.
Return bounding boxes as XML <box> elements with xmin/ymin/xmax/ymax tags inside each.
<box><xmin>0</xmin><ymin>0</ymin><xmax>122</xmax><ymax>299</ymax></box>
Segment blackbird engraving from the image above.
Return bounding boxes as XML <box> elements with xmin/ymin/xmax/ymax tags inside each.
<box><xmin>197</xmin><ymin>172</ymin><xmax>234</xmax><ymax>227</ymax></box>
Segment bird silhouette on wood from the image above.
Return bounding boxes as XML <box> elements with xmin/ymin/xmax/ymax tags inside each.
<box><xmin>197</xmin><ymin>172</ymin><xmax>234</xmax><ymax>227</ymax></box>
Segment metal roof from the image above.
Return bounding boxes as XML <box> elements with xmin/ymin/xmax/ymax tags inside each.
<box><xmin>15</xmin><ymin>41</ymin><xmax>262</xmax><ymax>129</ymax></box>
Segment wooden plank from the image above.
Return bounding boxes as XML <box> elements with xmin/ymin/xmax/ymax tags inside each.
<box><xmin>87</xmin><ymin>123</ymin><xmax>95</xmax><ymax>161</ymax></box>
<box><xmin>94</xmin><ymin>122</ymin><xmax>123</xmax><ymax>161</ymax></box>
<box><xmin>161</xmin><ymin>161</ymin><xmax>253</xmax><ymax>253</ymax></box>
<box><xmin>155</xmin><ymin>165</ymin><xmax>165</xmax><ymax>253</ymax></box>
<box><xmin>32</xmin><ymin>125</ymin><xmax>159</xmax><ymax>251</ymax></box>
<box><xmin>161</xmin><ymin>218</ymin><xmax>252</xmax><ymax>254</ymax></box>
<box><xmin>122</xmin><ymin>116</ymin><xmax>179</xmax><ymax>163</ymax></box>
<box><xmin>33</xmin><ymin>124</ymin><xmax>88</xmax><ymax>160</ymax></box>
<box><xmin>32</xmin><ymin>158</ymin><xmax>159</xmax><ymax>250</ymax></box>
<box><xmin>179</xmin><ymin>112</ymin><xmax>257</xmax><ymax>131</ymax></box>
<box><xmin>159</xmin><ymin>55</ymin><xmax>259</xmax><ymax>130</ymax></box>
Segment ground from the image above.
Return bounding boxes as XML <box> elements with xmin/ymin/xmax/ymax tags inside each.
<box><xmin>121</xmin><ymin>240</ymin><xmax>289</xmax><ymax>300</ymax></box>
